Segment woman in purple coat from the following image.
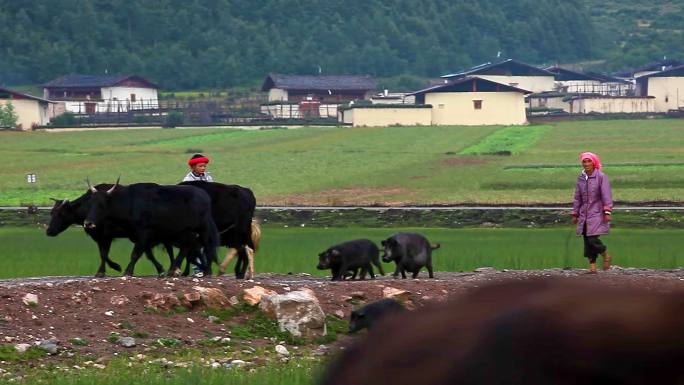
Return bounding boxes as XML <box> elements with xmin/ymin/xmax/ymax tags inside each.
<box><xmin>572</xmin><ymin>152</ymin><xmax>613</xmax><ymax>274</ymax></box>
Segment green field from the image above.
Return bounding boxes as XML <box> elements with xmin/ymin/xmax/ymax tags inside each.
<box><xmin>1</xmin><ymin>225</ymin><xmax>681</xmax><ymax>278</ymax></box>
<box><xmin>1</xmin><ymin>119</ymin><xmax>684</xmax><ymax>206</ymax></box>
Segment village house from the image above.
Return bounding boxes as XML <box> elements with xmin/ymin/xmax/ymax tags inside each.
<box><xmin>0</xmin><ymin>86</ymin><xmax>52</xmax><ymax>130</ymax></box>
<box><xmin>440</xmin><ymin>59</ymin><xmax>555</xmax><ymax>94</ymax></box>
<box><xmin>339</xmin><ymin>76</ymin><xmax>530</xmax><ymax>127</ymax></box>
<box><xmin>636</xmin><ymin>64</ymin><xmax>684</xmax><ymax>113</ymax></box>
<box><xmin>543</xmin><ymin>66</ymin><xmax>632</xmax><ymax>95</ymax></box>
<box><xmin>260</xmin><ymin>74</ymin><xmax>376</xmax><ymax>119</ymax></box>
<box><xmin>42</xmin><ymin>74</ymin><xmax>159</xmax><ymax>115</ymax></box>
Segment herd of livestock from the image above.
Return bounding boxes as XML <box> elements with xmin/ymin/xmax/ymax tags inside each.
<box><xmin>46</xmin><ymin>180</ymin><xmax>441</xmax><ymax>280</ymax></box>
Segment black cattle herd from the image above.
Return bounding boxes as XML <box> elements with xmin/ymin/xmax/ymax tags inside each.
<box><xmin>47</xmin><ymin>180</ymin><xmax>441</xmax><ymax>281</ymax></box>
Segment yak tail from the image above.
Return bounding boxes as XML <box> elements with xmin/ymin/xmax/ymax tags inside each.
<box><xmin>431</xmin><ymin>243</ymin><xmax>441</xmax><ymax>251</ymax></box>
<box><xmin>204</xmin><ymin>217</ymin><xmax>220</xmax><ymax>265</ymax></box>
<box><xmin>251</xmin><ymin>218</ymin><xmax>261</xmax><ymax>252</ymax></box>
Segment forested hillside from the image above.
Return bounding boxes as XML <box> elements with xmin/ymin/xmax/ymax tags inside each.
<box><xmin>1</xmin><ymin>1</ymin><xmax>681</xmax><ymax>90</ymax></box>
<box><xmin>582</xmin><ymin>0</ymin><xmax>684</xmax><ymax>72</ymax></box>
<box><xmin>0</xmin><ymin>0</ymin><xmax>596</xmax><ymax>89</ymax></box>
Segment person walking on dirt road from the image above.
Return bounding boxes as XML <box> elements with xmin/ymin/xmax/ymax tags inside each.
<box><xmin>572</xmin><ymin>152</ymin><xmax>613</xmax><ymax>274</ymax></box>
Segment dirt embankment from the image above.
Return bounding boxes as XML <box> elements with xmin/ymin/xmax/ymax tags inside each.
<box><xmin>1</xmin><ymin>269</ymin><xmax>683</xmax><ymax>360</ymax></box>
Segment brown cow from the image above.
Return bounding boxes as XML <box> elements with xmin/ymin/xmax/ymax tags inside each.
<box><xmin>319</xmin><ymin>278</ymin><xmax>684</xmax><ymax>385</ymax></box>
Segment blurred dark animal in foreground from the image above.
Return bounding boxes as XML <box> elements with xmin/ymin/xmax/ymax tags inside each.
<box><xmin>320</xmin><ymin>278</ymin><xmax>684</xmax><ymax>385</ymax></box>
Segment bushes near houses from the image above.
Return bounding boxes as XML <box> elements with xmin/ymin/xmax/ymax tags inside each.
<box><xmin>164</xmin><ymin>111</ymin><xmax>185</xmax><ymax>128</ymax></box>
<box><xmin>0</xmin><ymin>101</ymin><xmax>19</xmax><ymax>128</ymax></box>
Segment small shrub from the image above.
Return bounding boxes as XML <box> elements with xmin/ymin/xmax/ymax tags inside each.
<box><xmin>156</xmin><ymin>337</ymin><xmax>181</xmax><ymax>347</ymax></box>
<box><xmin>120</xmin><ymin>320</ymin><xmax>134</xmax><ymax>330</ymax></box>
<box><xmin>164</xmin><ymin>111</ymin><xmax>184</xmax><ymax>128</ymax></box>
<box><xmin>203</xmin><ymin>302</ymin><xmax>256</xmax><ymax>321</ymax></box>
<box><xmin>315</xmin><ymin>315</ymin><xmax>349</xmax><ymax>344</ymax></box>
<box><xmin>107</xmin><ymin>332</ymin><xmax>121</xmax><ymax>344</ymax></box>
<box><xmin>68</xmin><ymin>337</ymin><xmax>89</xmax><ymax>346</ymax></box>
<box><xmin>230</xmin><ymin>312</ymin><xmax>304</xmax><ymax>345</ymax></box>
<box><xmin>49</xmin><ymin>112</ymin><xmax>77</xmax><ymax>126</ymax></box>
<box><xmin>132</xmin><ymin>331</ymin><xmax>149</xmax><ymax>339</ymax></box>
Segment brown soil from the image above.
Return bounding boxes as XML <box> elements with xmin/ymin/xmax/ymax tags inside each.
<box><xmin>442</xmin><ymin>156</ymin><xmax>491</xmax><ymax>166</ymax></box>
<box><xmin>1</xmin><ymin>269</ymin><xmax>683</xmax><ymax>360</ymax></box>
<box><xmin>267</xmin><ymin>186</ymin><xmax>414</xmax><ymax>206</ymax></box>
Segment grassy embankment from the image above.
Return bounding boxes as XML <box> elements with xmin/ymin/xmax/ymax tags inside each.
<box><xmin>1</xmin><ymin>119</ymin><xmax>684</xmax><ymax>206</ymax></box>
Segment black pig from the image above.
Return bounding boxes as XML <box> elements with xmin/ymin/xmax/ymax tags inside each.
<box><xmin>317</xmin><ymin>239</ymin><xmax>385</xmax><ymax>281</ymax></box>
<box><xmin>348</xmin><ymin>298</ymin><xmax>405</xmax><ymax>333</ymax></box>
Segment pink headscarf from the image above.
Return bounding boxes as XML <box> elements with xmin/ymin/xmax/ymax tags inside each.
<box><xmin>579</xmin><ymin>152</ymin><xmax>601</xmax><ymax>170</ymax></box>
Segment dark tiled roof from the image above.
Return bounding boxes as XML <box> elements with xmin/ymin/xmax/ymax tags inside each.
<box><xmin>584</xmin><ymin>71</ymin><xmax>631</xmax><ymax>84</ymax></box>
<box><xmin>639</xmin><ymin>63</ymin><xmax>684</xmax><ymax>78</ymax></box>
<box><xmin>0</xmin><ymin>86</ymin><xmax>52</xmax><ymax>103</ymax></box>
<box><xmin>616</xmin><ymin>59</ymin><xmax>684</xmax><ymax>78</ymax></box>
<box><xmin>441</xmin><ymin>59</ymin><xmax>554</xmax><ymax>78</ymax></box>
<box><xmin>544</xmin><ymin>66</ymin><xmax>600</xmax><ymax>81</ymax></box>
<box><xmin>408</xmin><ymin>76</ymin><xmax>532</xmax><ymax>96</ymax></box>
<box><xmin>261</xmin><ymin>74</ymin><xmax>377</xmax><ymax>91</ymax></box>
<box><xmin>43</xmin><ymin>74</ymin><xmax>157</xmax><ymax>88</ymax></box>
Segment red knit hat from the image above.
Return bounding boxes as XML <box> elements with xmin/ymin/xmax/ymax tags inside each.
<box><xmin>188</xmin><ymin>154</ymin><xmax>209</xmax><ymax>167</ymax></box>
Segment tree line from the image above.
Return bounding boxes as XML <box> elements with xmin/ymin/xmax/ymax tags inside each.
<box><xmin>0</xmin><ymin>0</ymin><xmax>674</xmax><ymax>90</ymax></box>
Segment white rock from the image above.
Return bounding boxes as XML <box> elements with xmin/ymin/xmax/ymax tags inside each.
<box><xmin>22</xmin><ymin>294</ymin><xmax>38</xmax><ymax>307</ymax></box>
<box><xmin>186</xmin><ymin>318</ymin><xmax>194</xmax><ymax>323</ymax></box>
<box><xmin>230</xmin><ymin>359</ymin><xmax>246</xmax><ymax>366</ymax></box>
<box><xmin>14</xmin><ymin>344</ymin><xmax>31</xmax><ymax>353</ymax></box>
<box><xmin>275</xmin><ymin>344</ymin><xmax>290</xmax><ymax>356</ymax></box>
<box><xmin>259</xmin><ymin>289</ymin><xmax>327</xmax><ymax>340</ymax></box>
<box><xmin>104</xmin><ymin>311</ymin><xmax>114</xmax><ymax>317</ymax></box>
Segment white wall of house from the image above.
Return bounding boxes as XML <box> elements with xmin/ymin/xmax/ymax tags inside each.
<box><xmin>268</xmin><ymin>88</ymin><xmax>289</xmax><ymax>102</ymax></box>
<box><xmin>568</xmin><ymin>97</ymin><xmax>655</xmax><ymax>114</ymax></box>
<box><xmin>426</xmin><ymin>92</ymin><xmax>527</xmax><ymax>125</ymax></box>
<box><xmin>340</xmin><ymin>107</ymin><xmax>432</xmax><ymax>127</ymax></box>
<box><xmin>0</xmin><ymin>99</ymin><xmax>50</xmax><ymax>130</ymax></box>
<box><xmin>472</xmin><ymin>75</ymin><xmax>554</xmax><ymax>93</ymax></box>
<box><xmin>646</xmin><ymin>77</ymin><xmax>684</xmax><ymax>112</ymax></box>
<box><xmin>100</xmin><ymin>86</ymin><xmax>158</xmax><ymax>111</ymax></box>
<box><xmin>61</xmin><ymin>86</ymin><xmax>158</xmax><ymax>114</ymax></box>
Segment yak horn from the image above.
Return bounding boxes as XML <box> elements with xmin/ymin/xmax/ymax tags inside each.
<box><xmin>86</xmin><ymin>178</ymin><xmax>97</xmax><ymax>193</ymax></box>
<box><xmin>106</xmin><ymin>176</ymin><xmax>120</xmax><ymax>195</ymax></box>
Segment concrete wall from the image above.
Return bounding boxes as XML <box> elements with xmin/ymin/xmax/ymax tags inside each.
<box><xmin>647</xmin><ymin>77</ymin><xmax>684</xmax><ymax>112</ymax></box>
<box><xmin>569</xmin><ymin>97</ymin><xmax>655</xmax><ymax>114</ymax></box>
<box><xmin>474</xmin><ymin>75</ymin><xmax>555</xmax><ymax>93</ymax></box>
<box><xmin>528</xmin><ymin>95</ymin><xmax>571</xmax><ymax>112</ymax></box>
<box><xmin>342</xmin><ymin>107</ymin><xmax>432</xmax><ymax>127</ymax></box>
<box><xmin>555</xmin><ymin>80</ymin><xmax>603</xmax><ymax>93</ymax></box>
<box><xmin>0</xmin><ymin>99</ymin><xmax>49</xmax><ymax>130</ymax></box>
<box><xmin>268</xmin><ymin>88</ymin><xmax>289</xmax><ymax>102</ymax></box>
<box><xmin>426</xmin><ymin>92</ymin><xmax>527</xmax><ymax>125</ymax></box>
<box><xmin>261</xmin><ymin>103</ymin><xmax>339</xmax><ymax>118</ymax></box>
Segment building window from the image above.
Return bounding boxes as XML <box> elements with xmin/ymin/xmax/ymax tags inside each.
<box><xmin>473</xmin><ymin>100</ymin><xmax>483</xmax><ymax>110</ymax></box>
<box><xmin>130</xmin><ymin>93</ymin><xmax>136</xmax><ymax>102</ymax></box>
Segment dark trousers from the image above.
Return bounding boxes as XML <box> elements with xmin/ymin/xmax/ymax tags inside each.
<box><xmin>583</xmin><ymin>225</ymin><xmax>607</xmax><ymax>263</ymax></box>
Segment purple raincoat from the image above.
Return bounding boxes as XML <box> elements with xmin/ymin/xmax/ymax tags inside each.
<box><xmin>572</xmin><ymin>170</ymin><xmax>613</xmax><ymax>237</ymax></box>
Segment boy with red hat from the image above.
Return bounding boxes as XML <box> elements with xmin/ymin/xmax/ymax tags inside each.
<box><xmin>183</xmin><ymin>154</ymin><xmax>213</xmax><ymax>182</ymax></box>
